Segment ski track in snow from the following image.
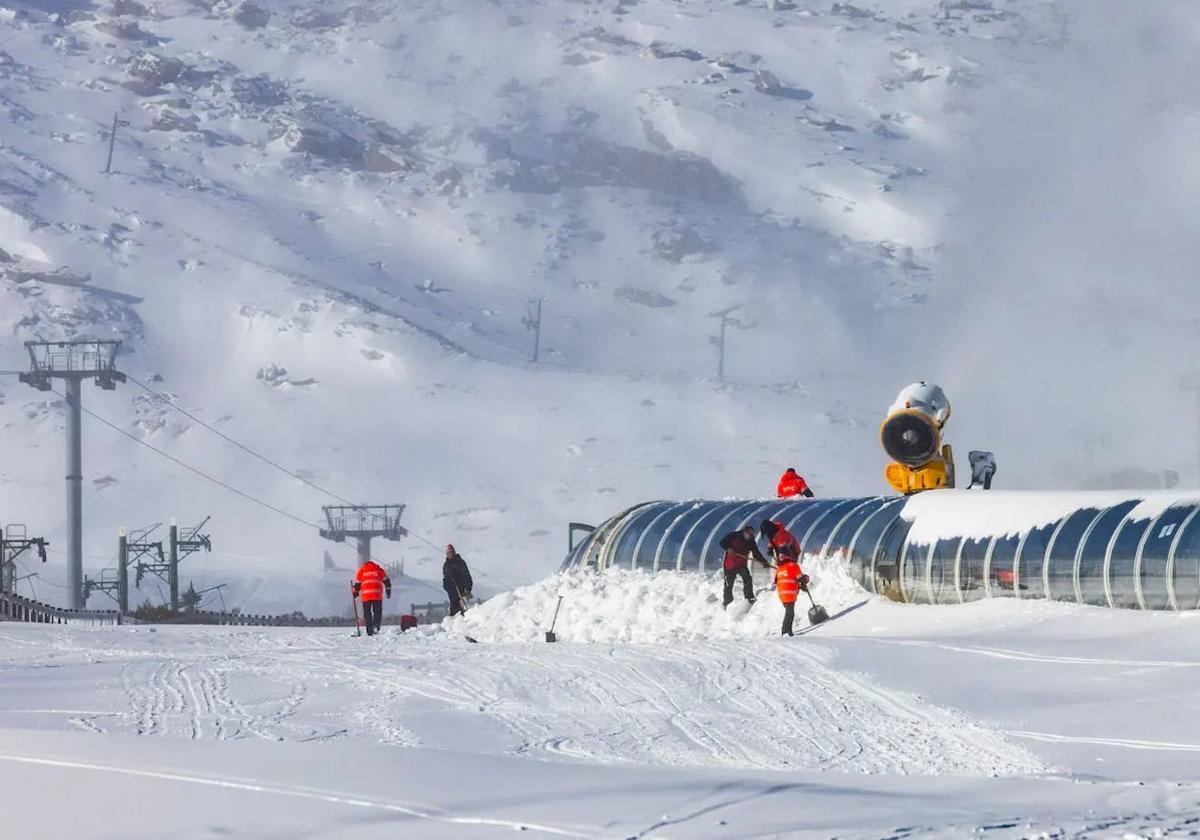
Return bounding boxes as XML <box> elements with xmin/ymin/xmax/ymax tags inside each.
<box><xmin>15</xmin><ymin>627</ymin><xmax>1042</xmax><ymax>777</ymax></box>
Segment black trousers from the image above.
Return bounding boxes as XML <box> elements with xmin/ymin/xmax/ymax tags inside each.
<box><xmin>723</xmin><ymin>566</ymin><xmax>755</xmax><ymax>607</ymax></box>
<box><xmin>781</xmin><ymin>601</ymin><xmax>795</xmax><ymax>636</ymax></box>
<box><xmin>363</xmin><ymin>600</ymin><xmax>383</xmax><ymax>635</ymax></box>
<box><xmin>446</xmin><ymin>587</ymin><xmax>464</xmax><ymax>617</ymax></box>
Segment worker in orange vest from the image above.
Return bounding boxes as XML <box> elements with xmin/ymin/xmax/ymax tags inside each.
<box><xmin>774</xmin><ymin>555</ymin><xmax>810</xmax><ymax>636</ymax></box>
<box><xmin>352</xmin><ymin>559</ymin><xmax>392</xmax><ymax>636</ymax></box>
<box><xmin>777</xmin><ymin>468</ymin><xmax>814</xmax><ymax>499</ymax></box>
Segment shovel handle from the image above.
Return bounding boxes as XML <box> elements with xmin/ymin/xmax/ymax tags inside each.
<box><xmin>549</xmin><ymin>595</ymin><xmax>563</xmax><ymax>631</ymax></box>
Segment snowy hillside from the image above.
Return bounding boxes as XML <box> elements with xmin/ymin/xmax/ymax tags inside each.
<box><xmin>1</xmin><ymin>0</ymin><xmax>1199</xmax><ymax>608</ymax></box>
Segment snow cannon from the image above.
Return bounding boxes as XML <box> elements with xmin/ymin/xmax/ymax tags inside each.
<box><xmin>880</xmin><ymin>382</ymin><xmax>955</xmax><ymax>495</ymax></box>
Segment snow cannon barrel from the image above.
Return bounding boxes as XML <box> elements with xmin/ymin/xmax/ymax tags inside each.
<box><xmin>561</xmin><ymin>491</ymin><xmax>1200</xmax><ymax>611</ymax></box>
<box><xmin>881</xmin><ymin>382</ymin><xmax>955</xmax><ymax>495</ymax></box>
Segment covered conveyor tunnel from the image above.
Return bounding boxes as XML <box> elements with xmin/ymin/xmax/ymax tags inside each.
<box><xmin>562</xmin><ymin>492</ymin><xmax>1200</xmax><ymax>610</ymax></box>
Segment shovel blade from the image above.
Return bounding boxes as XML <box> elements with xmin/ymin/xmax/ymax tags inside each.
<box><xmin>807</xmin><ymin>604</ymin><xmax>829</xmax><ymax>625</ymax></box>
<box><xmin>545</xmin><ymin>631</ymin><xmax>557</xmax><ymax>643</ymax></box>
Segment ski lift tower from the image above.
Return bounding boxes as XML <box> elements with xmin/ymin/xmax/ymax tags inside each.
<box><xmin>320</xmin><ymin>505</ymin><xmax>407</xmax><ymax>566</ymax></box>
<box><xmin>19</xmin><ymin>340</ymin><xmax>126</xmax><ymax>609</ymax></box>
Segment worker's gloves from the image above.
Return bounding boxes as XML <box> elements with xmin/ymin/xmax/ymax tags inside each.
<box><xmin>799</xmin><ymin>575</ymin><xmax>811</xmax><ymax>590</ymax></box>
<box><xmin>385</xmin><ymin>589</ymin><xmax>392</xmax><ymax>600</ymax></box>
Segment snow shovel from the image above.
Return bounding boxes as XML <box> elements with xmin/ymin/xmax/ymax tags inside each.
<box><xmin>544</xmin><ymin>595</ymin><xmax>564</xmax><ymax>643</ymax></box>
<box><xmin>351</xmin><ymin>593</ymin><xmax>362</xmax><ymax>638</ymax></box>
<box><xmin>452</xmin><ymin>585</ymin><xmax>479</xmax><ymax>644</ymax></box>
<box><xmin>803</xmin><ymin>585</ymin><xmax>829</xmax><ymax>626</ymax></box>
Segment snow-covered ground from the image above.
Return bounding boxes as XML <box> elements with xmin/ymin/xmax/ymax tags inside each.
<box><xmin>4</xmin><ymin>563</ymin><xmax>1200</xmax><ymax>837</ymax></box>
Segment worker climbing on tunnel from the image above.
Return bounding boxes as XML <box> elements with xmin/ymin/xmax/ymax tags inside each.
<box><xmin>776</xmin><ymin>468</ymin><xmax>814</xmax><ymax>499</ymax></box>
<box><xmin>717</xmin><ymin>524</ymin><xmax>773</xmax><ymax>608</ymax></box>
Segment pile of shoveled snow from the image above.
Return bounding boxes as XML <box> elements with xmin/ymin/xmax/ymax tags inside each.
<box><xmin>432</xmin><ymin>552</ymin><xmax>870</xmax><ymax>644</ymax></box>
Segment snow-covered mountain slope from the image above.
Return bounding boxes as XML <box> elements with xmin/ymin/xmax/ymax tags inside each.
<box><xmin>1</xmin><ymin>0</ymin><xmax>1198</xmax><ymax>608</ymax></box>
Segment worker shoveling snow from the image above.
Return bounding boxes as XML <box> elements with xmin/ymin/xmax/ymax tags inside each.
<box><xmin>433</xmin><ymin>552</ymin><xmax>868</xmax><ymax>644</ymax></box>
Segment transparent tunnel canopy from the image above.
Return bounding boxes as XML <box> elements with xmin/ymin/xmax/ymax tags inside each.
<box><xmin>563</xmin><ymin>493</ymin><xmax>1200</xmax><ymax>611</ymax></box>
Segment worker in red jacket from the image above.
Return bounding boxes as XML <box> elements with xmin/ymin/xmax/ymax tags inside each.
<box><xmin>717</xmin><ymin>525</ymin><xmax>772</xmax><ymax>608</ymax></box>
<box><xmin>777</xmin><ymin>468</ymin><xmax>814</xmax><ymax>499</ymax></box>
<box><xmin>759</xmin><ymin>519</ymin><xmax>801</xmax><ymax>564</ymax></box>
<box><xmin>352</xmin><ymin>559</ymin><xmax>392</xmax><ymax>636</ymax></box>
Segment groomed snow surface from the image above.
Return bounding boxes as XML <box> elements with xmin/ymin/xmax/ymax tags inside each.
<box><xmin>6</xmin><ymin>560</ymin><xmax>1200</xmax><ymax>837</ymax></box>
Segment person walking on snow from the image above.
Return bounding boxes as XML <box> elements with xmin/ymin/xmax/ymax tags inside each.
<box><xmin>443</xmin><ymin>544</ymin><xmax>473</xmax><ymax>617</ymax></box>
<box><xmin>717</xmin><ymin>525</ymin><xmax>772</xmax><ymax>608</ymax></box>
<box><xmin>352</xmin><ymin>559</ymin><xmax>391</xmax><ymax>636</ymax></box>
<box><xmin>777</xmin><ymin>468</ymin><xmax>814</xmax><ymax>499</ymax></box>
<box><xmin>774</xmin><ymin>554</ymin><xmax>810</xmax><ymax>636</ymax></box>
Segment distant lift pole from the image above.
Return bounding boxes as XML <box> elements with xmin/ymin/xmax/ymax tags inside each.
<box><xmin>320</xmin><ymin>505</ymin><xmax>407</xmax><ymax>566</ymax></box>
<box><xmin>20</xmin><ymin>340</ymin><xmax>126</xmax><ymax>609</ymax></box>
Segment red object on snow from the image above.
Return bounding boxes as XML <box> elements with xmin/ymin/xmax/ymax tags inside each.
<box><xmin>400</xmin><ymin>614</ymin><xmax>418</xmax><ymax>631</ymax></box>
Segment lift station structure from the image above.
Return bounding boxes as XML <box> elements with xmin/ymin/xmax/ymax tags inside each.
<box><xmin>320</xmin><ymin>505</ymin><xmax>407</xmax><ymax>565</ymax></box>
<box><xmin>20</xmin><ymin>339</ymin><xmax>126</xmax><ymax>609</ymax></box>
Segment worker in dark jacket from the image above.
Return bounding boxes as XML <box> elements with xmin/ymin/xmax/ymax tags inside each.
<box><xmin>443</xmin><ymin>544</ymin><xmax>473</xmax><ymax>616</ymax></box>
<box><xmin>717</xmin><ymin>525</ymin><xmax>772</xmax><ymax>608</ymax></box>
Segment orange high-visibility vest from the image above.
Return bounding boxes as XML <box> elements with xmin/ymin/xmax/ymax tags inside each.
<box><xmin>775</xmin><ymin>559</ymin><xmax>802</xmax><ymax>604</ymax></box>
<box><xmin>354</xmin><ymin>561</ymin><xmax>388</xmax><ymax>602</ymax></box>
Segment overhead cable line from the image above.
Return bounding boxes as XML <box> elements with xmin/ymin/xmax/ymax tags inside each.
<box><xmin>125</xmin><ymin>373</ymin><xmax>357</xmax><ymax>506</ymax></box>
<box><xmin>53</xmin><ymin>389</ymin><xmax>319</xmax><ymax>531</ymax></box>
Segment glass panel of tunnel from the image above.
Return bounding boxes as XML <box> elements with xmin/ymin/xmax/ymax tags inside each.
<box><xmin>800</xmin><ymin>499</ymin><xmax>866</xmax><ymax>557</ymax></box>
<box><xmin>655</xmin><ymin>502</ymin><xmax>720</xmax><ymax>571</ymax></box>
<box><xmin>1139</xmin><ymin>505</ymin><xmax>1196</xmax><ymax>610</ymax></box>
<box><xmin>872</xmin><ymin>514</ymin><xmax>911</xmax><ymax>600</ymax></box>
<box><xmin>582</xmin><ymin>506</ymin><xmax>640</xmax><ymax>570</ymax></box>
<box><xmin>605</xmin><ymin>502</ymin><xmax>673</xmax><ymax>571</ymax></box>
<box><xmin>662</xmin><ymin>501</ymin><xmax>726</xmax><ymax>571</ymax></box>
<box><xmin>628</xmin><ymin>503</ymin><xmax>693</xmax><ymax>571</ymax></box>
<box><xmin>1108</xmin><ymin>516</ymin><xmax>1152</xmax><ymax>609</ymax></box>
<box><xmin>780</xmin><ymin>500</ymin><xmax>839</xmax><ymax>551</ymax></box>
<box><xmin>1014</xmin><ymin>522</ymin><xmax>1057</xmax><ymax>600</ymax></box>
<box><xmin>690</xmin><ymin>501</ymin><xmax>766</xmax><ymax>574</ymax></box>
<box><xmin>825</xmin><ymin>499</ymin><xmax>887</xmax><ymax>563</ymax></box>
<box><xmin>1077</xmin><ymin>501</ymin><xmax>1138</xmax><ymax>606</ymax></box>
<box><xmin>957</xmin><ymin>537</ymin><xmax>991</xmax><ymax>602</ymax></box>
<box><xmin>1170</xmin><ymin>509</ymin><xmax>1200</xmax><ymax>610</ymax></box>
<box><xmin>900</xmin><ymin>538</ymin><xmax>933</xmax><ymax>604</ymax></box>
<box><xmin>848</xmin><ymin>500</ymin><xmax>905</xmax><ymax>593</ymax></box>
<box><xmin>986</xmin><ymin>534</ymin><xmax>1019</xmax><ymax>597</ymax></box>
<box><xmin>1045</xmin><ymin>508</ymin><xmax>1103</xmax><ymax>602</ymax></box>
<box><xmin>928</xmin><ymin>537</ymin><xmax>962</xmax><ymax>604</ymax></box>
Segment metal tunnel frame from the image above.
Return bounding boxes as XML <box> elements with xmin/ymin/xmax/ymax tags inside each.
<box><xmin>560</xmin><ymin>494</ymin><xmax>1200</xmax><ymax>611</ymax></box>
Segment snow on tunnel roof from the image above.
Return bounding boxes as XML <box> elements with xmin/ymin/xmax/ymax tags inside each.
<box><xmin>900</xmin><ymin>489</ymin><xmax>1200</xmax><ymax>544</ymax></box>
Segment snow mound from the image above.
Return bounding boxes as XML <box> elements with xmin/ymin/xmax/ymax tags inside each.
<box><xmin>435</xmin><ymin>552</ymin><xmax>869</xmax><ymax>644</ymax></box>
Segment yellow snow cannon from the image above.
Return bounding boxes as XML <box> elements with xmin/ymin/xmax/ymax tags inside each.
<box><xmin>880</xmin><ymin>381</ymin><xmax>956</xmax><ymax>495</ymax></box>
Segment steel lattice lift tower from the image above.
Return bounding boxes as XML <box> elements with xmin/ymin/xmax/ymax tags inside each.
<box><xmin>19</xmin><ymin>339</ymin><xmax>126</xmax><ymax>608</ymax></box>
<box><xmin>135</xmin><ymin>518</ymin><xmax>212</xmax><ymax>613</ymax></box>
<box><xmin>320</xmin><ymin>505</ymin><xmax>407</xmax><ymax>566</ymax></box>
<box><xmin>1</xmin><ymin>525</ymin><xmax>48</xmax><ymax>595</ymax></box>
